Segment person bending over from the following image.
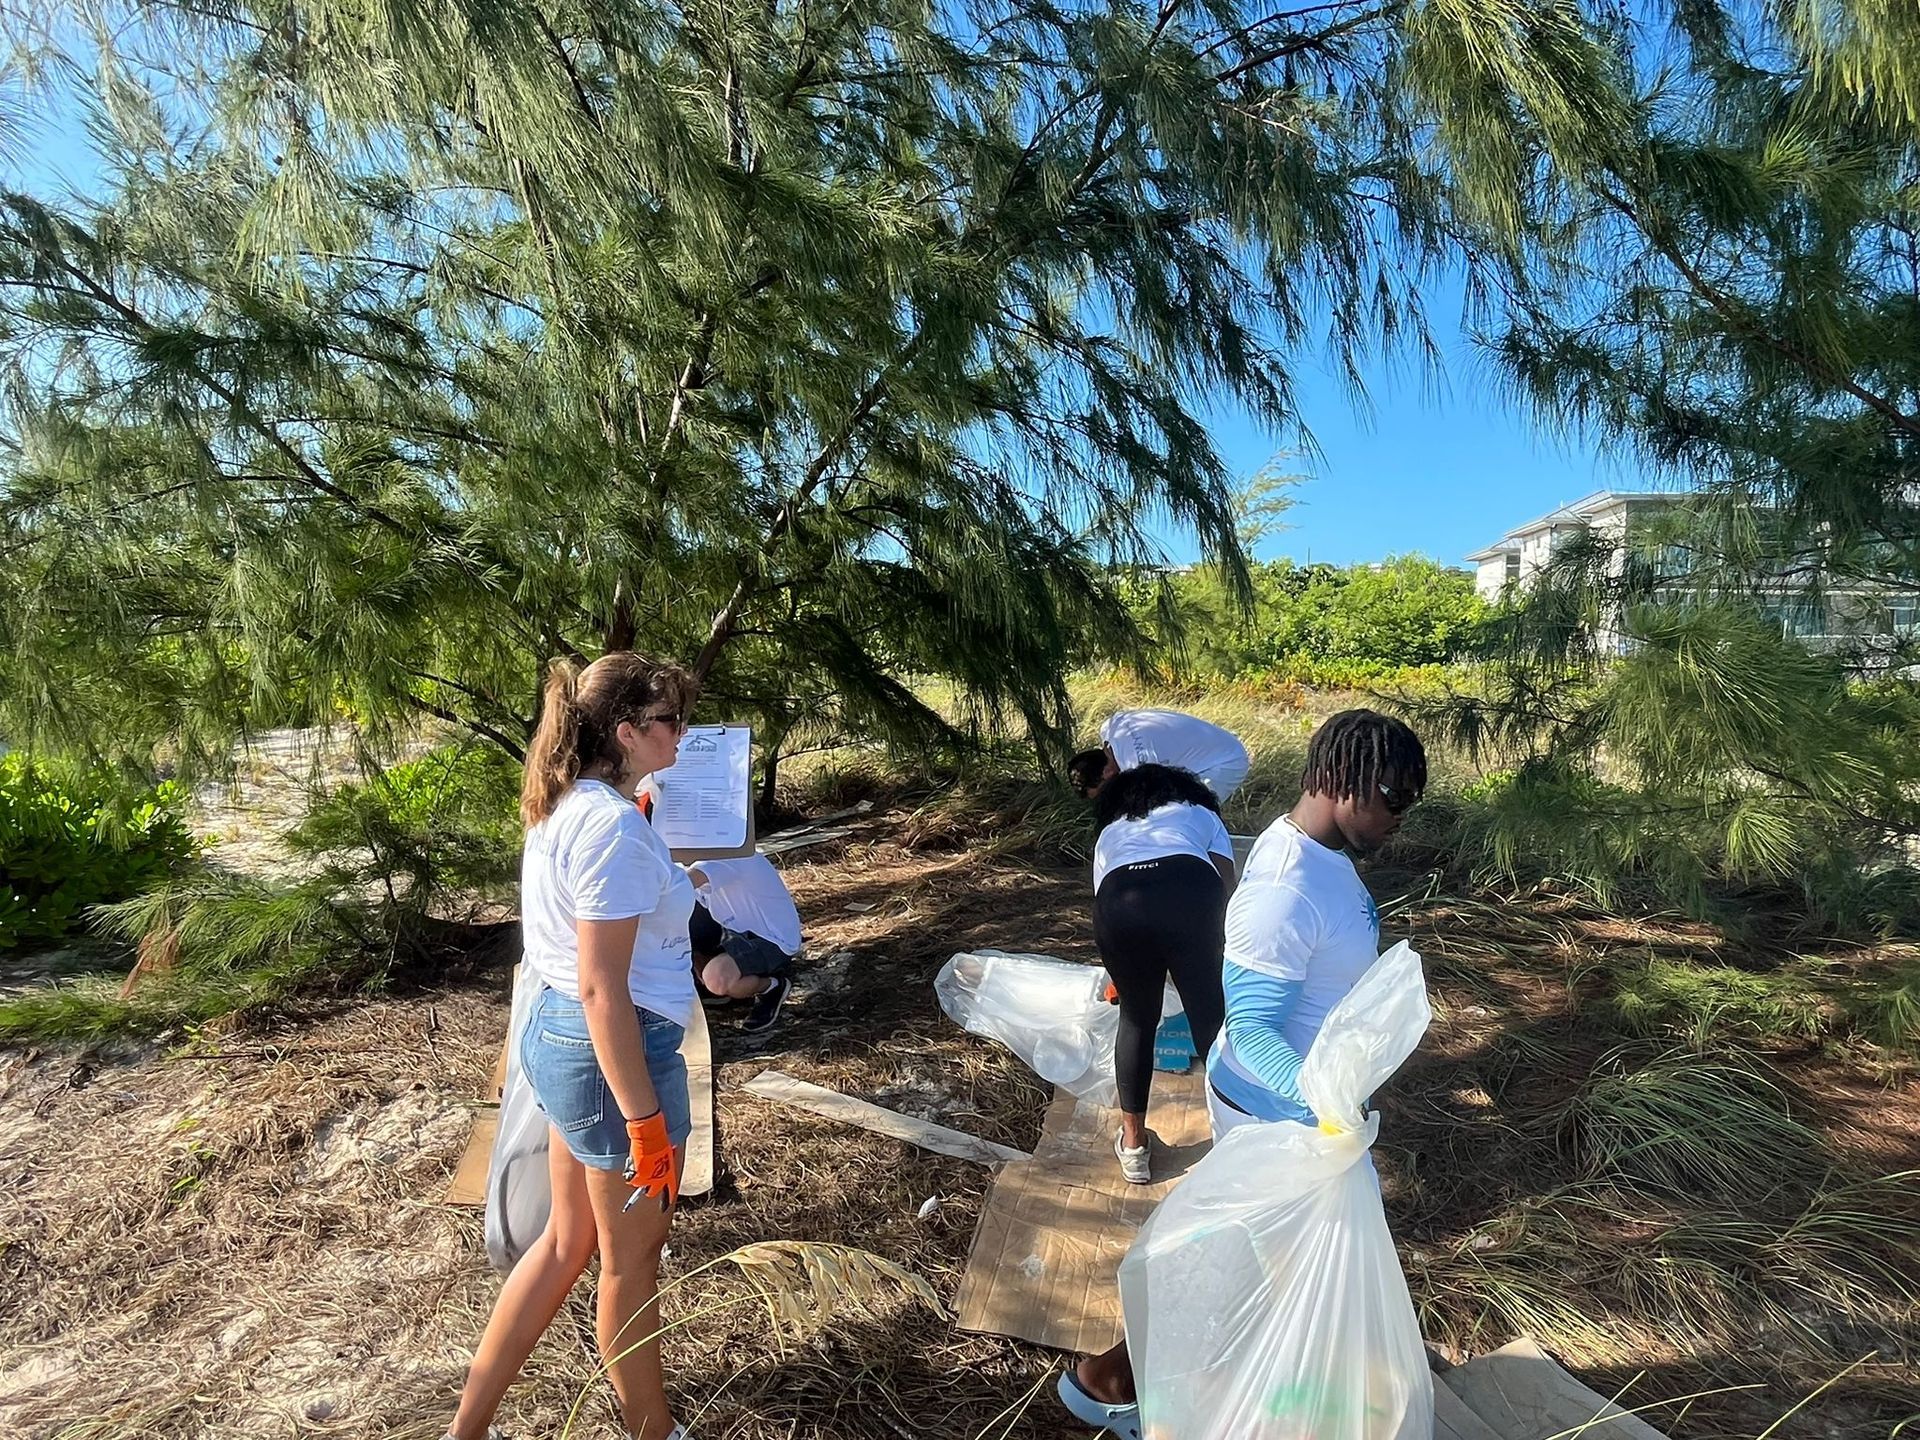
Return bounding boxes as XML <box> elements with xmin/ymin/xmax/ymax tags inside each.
<box><xmin>1059</xmin><ymin>708</ymin><xmax>1427</xmax><ymax>1439</ymax></box>
<box><xmin>687</xmin><ymin>854</ymin><xmax>801</xmax><ymax>1034</ymax></box>
<box><xmin>1069</xmin><ymin>708</ymin><xmax>1251</xmax><ymax>804</ymax></box>
<box><xmin>1091</xmin><ymin>762</ymin><xmax>1237</xmax><ymax>1184</ymax></box>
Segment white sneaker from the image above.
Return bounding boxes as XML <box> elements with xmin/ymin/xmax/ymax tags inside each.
<box><xmin>1114</xmin><ymin>1130</ymin><xmax>1151</xmax><ymax>1184</ymax></box>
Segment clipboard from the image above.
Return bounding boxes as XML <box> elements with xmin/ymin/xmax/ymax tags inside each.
<box><xmin>641</xmin><ymin>722</ymin><xmax>757</xmax><ymax>862</ymax></box>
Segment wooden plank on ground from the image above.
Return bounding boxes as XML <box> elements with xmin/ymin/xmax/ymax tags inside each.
<box><xmin>679</xmin><ymin>999</ymin><xmax>715</xmax><ymax>1199</ymax></box>
<box><xmin>444</xmin><ymin>1107</ymin><xmax>498</xmax><ymax>1206</ymax></box>
<box><xmin>1446</xmin><ymin>1339</ymin><xmax>1673</xmax><ymax>1440</ymax></box>
<box><xmin>741</xmin><ymin>1070</ymin><xmax>1029</xmax><ymax>1166</ymax></box>
<box><xmin>953</xmin><ymin>1066</ymin><xmax>1212</xmax><ymax>1354</ymax></box>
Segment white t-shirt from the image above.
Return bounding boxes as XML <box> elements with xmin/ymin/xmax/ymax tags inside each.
<box><xmin>1212</xmin><ymin>815</ymin><xmax>1379</xmax><ymax>1087</ymax></box>
<box><xmin>1101</xmin><ymin>709</ymin><xmax>1251</xmax><ymax>800</ymax></box>
<box><xmin>1093</xmin><ymin>801</ymin><xmax>1235</xmax><ymax>892</ymax></box>
<box><xmin>691</xmin><ymin>855</ymin><xmax>802</xmax><ymax>956</ymax></box>
<box><xmin>520</xmin><ymin>780</ymin><xmax>697</xmax><ymax>1027</ymax></box>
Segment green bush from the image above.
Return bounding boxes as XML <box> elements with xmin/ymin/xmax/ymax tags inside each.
<box><xmin>0</xmin><ymin>755</ymin><xmax>198</xmax><ymax>951</ymax></box>
<box><xmin>1126</xmin><ymin>555</ymin><xmax>1490</xmax><ymax>681</ymax></box>
<box><xmin>284</xmin><ymin>741</ymin><xmax>523</xmax><ymax>912</ymax></box>
<box><xmin>0</xmin><ymin>744</ymin><xmax>523</xmax><ymax>1041</ymax></box>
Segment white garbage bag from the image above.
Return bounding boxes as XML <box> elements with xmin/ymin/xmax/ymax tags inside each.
<box><xmin>936</xmin><ymin>950</ymin><xmax>1121</xmax><ymax>1105</ymax></box>
<box><xmin>1117</xmin><ymin>941</ymin><xmax>1435</xmax><ymax>1440</ymax></box>
<box><xmin>484</xmin><ymin>963</ymin><xmax>551</xmax><ymax>1273</ymax></box>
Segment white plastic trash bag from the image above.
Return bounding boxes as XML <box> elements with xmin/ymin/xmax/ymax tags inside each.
<box><xmin>484</xmin><ymin>963</ymin><xmax>551</xmax><ymax>1274</ymax></box>
<box><xmin>1117</xmin><ymin>941</ymin><xmax>1434</xmax><ymax>1440</ymax></box>
<box><xmin>936</xmin><ymin>950</ymin><xmax>1122</xmax><ymax>1105</ymax></box>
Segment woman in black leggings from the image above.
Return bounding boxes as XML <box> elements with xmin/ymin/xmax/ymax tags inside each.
<box><xmin>1092</xmin><ymin>763</ymin><xmax>1236</xmax><ymax>1183</ymax></box>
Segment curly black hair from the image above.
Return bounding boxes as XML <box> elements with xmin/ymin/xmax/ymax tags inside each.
<box><xmin>1093</xmin><ymin>762</ymin><xmax>1221</xmax><ymax>832</ymax></box>
<box><xmin>1300</xmin><ymin>708</ymin><xmax>1426</xmax><ymax>802</ymax></box>
<box><xmin>1067</xmin><ymin>748</ymin><xmax>1110</xmax><ymax>796</ymax></box>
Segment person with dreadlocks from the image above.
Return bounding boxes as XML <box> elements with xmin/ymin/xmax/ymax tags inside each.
<box><xmin>1090</xmin><ymin>763</ymin><xmax>1237</xmax><ymax>1184</ymax></box>
<box><xmin>1058</xmin><ymin>708</ymin><xmax>1427</xmax><ymax>1440</ymax></box>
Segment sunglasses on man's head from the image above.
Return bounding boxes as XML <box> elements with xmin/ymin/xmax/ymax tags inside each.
<box><xmin>1378</xmin><ymin>782</ymin><xmax>1421</xmax><ymax>815</ymax></box>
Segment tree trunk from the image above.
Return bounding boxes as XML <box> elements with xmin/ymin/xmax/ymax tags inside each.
<box><xmin>757</xmin><ymin>741</ymin><xmax>781</xmax><ymax>815</ymax></box>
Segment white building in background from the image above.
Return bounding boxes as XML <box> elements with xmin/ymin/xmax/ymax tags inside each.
<box><xmin>1465</xmin><ymin>487</ymin><xmax>1920</xmax><ymax>657</ymax></box>
<box><xmin>1463</xmin><ymin>490</ymin><xmax>1670</xmax><ymax>601</ymax></box>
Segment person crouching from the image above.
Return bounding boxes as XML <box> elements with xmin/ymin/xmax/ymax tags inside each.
<box><xmin>687</xmin><ymin>854</ymin><xmax>801</xmax><ymax>1033</ymax></box>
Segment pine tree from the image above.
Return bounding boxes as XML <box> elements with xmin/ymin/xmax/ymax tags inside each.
<box><xmin>0</xmin><ymin>0</ymin><xmax>1638</xmax><ymax>781</ymax></box>
<box><xmin>1426</xmin><ymin>2</ymin><xmax>1920</xmax><ymax>926</ymax></box>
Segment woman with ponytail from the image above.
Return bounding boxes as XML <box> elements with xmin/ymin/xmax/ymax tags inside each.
<box><xmin>446</xmin><ymin>653</ymin><xmax>700</xmax><ymax>1440</ymax></box>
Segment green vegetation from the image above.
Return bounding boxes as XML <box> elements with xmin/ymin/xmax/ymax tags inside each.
<box><xmin>0</xmin><ymin>742</ymin><xmax>520</xmax><ymax>1041</ymax></box>
<box><xmin>1128</xmin><ymin>553</ymin><xmax>1490</xmax><ymax>686</ymax></box>
<box><xmin>1428</xmin><ymin>1</ymin><xmax>1920</xmax><ymax>925</ymax></box>
<box><xmin>0</xmin><ymin>756</ymin><xmax>196</xmax><ymax>952</ymax></box>
<box><xmin>0</xmin><ymin>0</ymin><xmax>1641</xmax><ymax>786</ymax></box>
<box><xmin>1398</xmin><ymin>891</ymin><xmax>1920</xmax><ymax>1434</ymax></box>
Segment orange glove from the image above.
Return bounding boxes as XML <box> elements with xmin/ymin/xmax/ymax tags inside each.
<box><xmin>622</xmin><ymin>1110</ymin><xmax>678</xmax><ymax>1212</ymax></box>
<box><xmin>1103</xmin><ymin>979</ymin><xmax>1120</xmax><ymax>1005</ymax></box>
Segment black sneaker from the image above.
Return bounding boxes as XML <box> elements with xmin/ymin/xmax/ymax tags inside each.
<box><xmin>741</xmin><ymin>974</ymin><xmax>791</xmax><ymax>1033</ymax></box>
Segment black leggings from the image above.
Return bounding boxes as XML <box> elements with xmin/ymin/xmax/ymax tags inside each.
<box><xmin>1093</xmin><ymin>853</ymin><xmax>1226</xmax><ymax>1116</ymax></box>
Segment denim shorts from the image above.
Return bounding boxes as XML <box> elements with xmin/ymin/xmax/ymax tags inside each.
<box><xmin>715</xmin><ymin>928</ymin><xmax>794</xmax><ymax>978</ymax></box>
<box><xmin>690</xmin><ymin>905</ymin><xmax>795</xmax><ymax>978</ymax></box>
<box><xmin>520</xmin><ymin>986</ymin><xmax>692</xmax><ymax>1171</ymax></box>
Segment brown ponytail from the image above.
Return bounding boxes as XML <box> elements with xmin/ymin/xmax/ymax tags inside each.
<box><xmin>520</xmin><ymin>652</ymin><xmax>694</xmax><ymax>827</ymax></box>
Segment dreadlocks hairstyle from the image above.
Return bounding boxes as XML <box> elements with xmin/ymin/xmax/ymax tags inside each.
<box><xmin>1300</xmin><ymin>709</ymin><xmax>1426</xmax><ymax>803</ymax></box>
<box><xmin>1094</xmin><ymin>762</ymin><xmax>1221</xmax><ymax>833</ymax></box>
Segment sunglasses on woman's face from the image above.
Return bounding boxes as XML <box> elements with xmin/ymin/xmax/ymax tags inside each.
<box><xmin>641</xmin><ymin>710</ymin><xmax>687</xmax><ymax>733</ymax></box>
<box><xmin>1378</xmin><ymin>782</ymin><xmax>1421</xmax><ymax>815</ymax></box>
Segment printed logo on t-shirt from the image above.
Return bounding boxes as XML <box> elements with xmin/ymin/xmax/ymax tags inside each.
<box><xmin>1363</xmin><ymin>893</ymin><xmax>1380</xmax><ymax>937</ymax></box>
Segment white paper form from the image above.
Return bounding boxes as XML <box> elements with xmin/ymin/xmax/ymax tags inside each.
<box><xmin>645</xmin><ymin>725</ymin><xmax>752</xmax><ymax>851</ymax></box>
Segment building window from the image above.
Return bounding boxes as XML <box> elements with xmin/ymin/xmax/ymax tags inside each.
<box><xmin>1891</xmin><ymin>596</ymin><xmax>1919</xmax><ymax>635</ymax></box>
<box><xmin>1762</xmin><ymin>597</ymin><xmax>1829</xmax><ymax>639</ymax></box>
<box><xmin>1504</xmin><ymin>552</ymin><xmax>1521</xmax><ymax>585</ymax></box>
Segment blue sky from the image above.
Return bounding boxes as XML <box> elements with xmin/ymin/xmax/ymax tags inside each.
<box><xmin>1190</xmin><ymin>268</ymin><xmax>1638</xmax><ymax>569</ymax></box>
<box><xmin>11</xmin><ymin>81</ymin><xmax>1640</xmax><ymax>574</ymax></box>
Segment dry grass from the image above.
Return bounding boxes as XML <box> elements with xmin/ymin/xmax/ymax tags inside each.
<box><xmin>2</xmin><ymin>820</ymin><xmax>1917</xmax><ymax>1439</ymax></box>
<box><xmin>0</xmin><ymin>830</ymin><xmax>1081</xmax><ymax>1440</ymax></box>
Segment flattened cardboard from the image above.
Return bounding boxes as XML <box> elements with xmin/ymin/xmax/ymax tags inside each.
<box><xmin>679</xmin><ymin>998</ymin><xmax>715</xmax><ymax>1199</ymax></box>
<box><xmin>953</xmin><ymin>1066</ymin><xmax>1212</xmax><ymax>1353</ymax></box>
<box><xmin>1435</xmin><ymin>1375</ymin><xmax>1511</xmax><ymax>1440</ymax></box>
<box><xmin>444</xmin><ymin>1106</ymin><xmax>498</xmax><ymax>1206</ymax></box>
<box><xmin>1446</xmin><ymin>1339</ymin><xmax>1673</xmax><ymax>1440</ymax></box>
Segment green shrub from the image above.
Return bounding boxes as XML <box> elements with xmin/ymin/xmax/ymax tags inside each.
<box><xmin>285</xmin><ymin>741</ymin><xmax>523</xmax><ymax>913</ymax></box>
<box><xmin>0</xmin><ymin>755</ymin><xmax>197</xmax><ymax>951</ymax></box>
<box><xmin>1125</xmin><ymin>555</ymin><xmax>1491</xmax><ymax>681</ymax></box>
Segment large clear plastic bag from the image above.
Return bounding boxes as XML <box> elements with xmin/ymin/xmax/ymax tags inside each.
<box><xmin>1117</xmin><ymin>941</ymin><xmax>1434</xmax><ymax>1440</ymax></box>
<box><xmin>483</xmin><ymin>964</ymin><xmax>551</xmax><ymax>1274</ymax></box>
<box><xmin>938</xmin><ymin>950</ymin><xmax>1140</xmax><ymax>1106</ymax></box>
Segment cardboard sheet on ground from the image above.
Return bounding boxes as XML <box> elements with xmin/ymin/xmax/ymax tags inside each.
<box><xmin>954</xmin><ymin>1066</ymin><xmax>1212</xmax><ymax>1354</ymax></box>
<box><xmin>444</xmin><ymin>973</ymin><xmax>715</xmax><ymax>1217</ymax></box>
<box><xmin>1444</xmin><ymin>1339</ymin><xmax>1673</xmax><ymax>1440</ymax></box>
